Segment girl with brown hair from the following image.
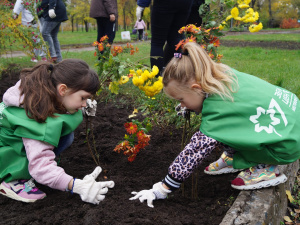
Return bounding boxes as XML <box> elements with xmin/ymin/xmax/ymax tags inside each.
<box><xmin>0</xmin><ymin>59</ymin><xmax>114</xmax><ymax>204</ymax></box>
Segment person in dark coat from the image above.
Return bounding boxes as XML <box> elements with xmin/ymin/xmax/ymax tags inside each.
<box><xmin>89</xmin><ymin>0</ymin><xmax>118</xmax><ymax>44</ymax></box>
<box><xmin>136</xmin><ymin>0</ymin><xmax>193</xmax><ymax>75</ymax></box>
<box><xmin>40</xmin><ymin>0</ymin><xmax>68</xmax><ymax>63</ymax></box>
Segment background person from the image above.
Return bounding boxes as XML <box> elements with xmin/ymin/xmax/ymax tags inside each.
<box><xmin>136</xmin><ymin>0</ymin><xmax>193</xmax><ymax>75</ymax></box>
<box><xmin>0</xmin><ymin>59</ymin><xmax>114</xmax><ymax>204</ymax></box>
<box><xmin>90</xmin><ymin>0</ymin><xmax>118</xmax><ymax>44</ymax></box>
<box><xmin>134</xmin><ymin>18</ymin><xmax>147</xmax><ymax>41</ymax></box>
<box><xmin>129</xmin><ymin>42</ymin><xmax>300</xmax><ymax>208</ymax></box>
<box><xmin>40</xmin><ymin>0</ymin><xmax>68</xmax><ymax>63</ymax></box>
<box><xmin>12</xmin><ymin>0</ymin><xmax>47</xmax><ymax>62</ymax></box>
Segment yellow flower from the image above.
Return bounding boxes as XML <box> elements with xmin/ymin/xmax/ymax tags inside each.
<box><xmin>231</xmin><ymin>7</ymin><xmax>239</xmax><ymax>18</ymax></box>
<box><xmin>238</xmin><ymin>3</ymin><xmax>249</xmax><ymax>8</ymax></box>
<box><xmin>132</xmin><ymin>76</ymin><xmax>145</xmax><ymax>86</ymax></box>
<box><xmin>136</xmin><ymin>69</ymin><xmax>142</xmax><ymax>76</ymax></box>
<box><xmin>119</xmin><ymin>76</ymin><xmax>129</xmax><ymax>84</ymax></box>
<box><xmin>249</xmin><ymin>22</ymin><xmax>263</xmax><ymax>33</ymax></box>
<box><xmin>225</xmin><ymin>15</ymin><xmax>233</xmax><ymax>21</ymax></box>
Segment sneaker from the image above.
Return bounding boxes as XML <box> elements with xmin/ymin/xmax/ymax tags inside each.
<box><xmin>231</xmin><ymin>165</ymin><xmax>287</xmax><ymax>190</ymax></box>
<box><xmin>204</xmin><ymin>152</ymin><xmax>241</xmax><ymax>175</ymax></box>
<box><xmin>41</xmin><ymin>57</ymin><xmax>47</xmax><ymax>62</ymax></box>
<box><xmin>30</xmin><ymin>58</ymin><xmax>38</xmax><ymax>63</ymax></box>
<box><xmin>0</xmin><ymin>178</ymin><xmax>46</xmax><ymax>203</ymax></box>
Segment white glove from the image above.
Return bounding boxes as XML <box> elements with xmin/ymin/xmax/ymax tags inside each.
<box><xmin>129</xmin><ymin>182</ymin><xmax>171</xmax><ymax>208</ymax></box>
<box><xmin>48</xmin><ymin>9</ymin><xmax>56</xmax><ymax>18</ymax></box>
<box><xmin>72</xmin><ymin>166</ymin><xmax>115</xmax><ymax>204</ymax></box>
<box><xmin>175</xmin><ymin>103</ymin><xmax>190</xmax><ymax>118</ymax></box>
<box><xmin>82</xmin><ymin>99</ymin><xmax>97</xmax><ymax>117</ymax></box>
<box><xmin>136</xmin><ymin>5</ymin><xmax>145</xmax><ymax>21</ymax></box>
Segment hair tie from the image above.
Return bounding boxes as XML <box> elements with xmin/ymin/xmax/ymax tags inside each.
<box><xmin>174</xmin><ymin>52</ymin><xmax>188</xmax><ymax>59</ymax></box>
<box><xmin>48</xmin><ymin>64</ymin><xmax>54</xmax><ymax>72</ymax></box>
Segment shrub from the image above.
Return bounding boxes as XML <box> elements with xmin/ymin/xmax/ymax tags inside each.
<box><xmin>280</xmin><ymin>18</ymin><xmax>300</xmax><ymax>29</ymax></box>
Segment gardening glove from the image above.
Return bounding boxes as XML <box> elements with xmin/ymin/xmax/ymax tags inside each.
<box><xmin>48</xmin><ymin>9</ymin><xmax>56</xmax><ymax>19</ymax></box>
<box><xmin>129</xmin><ymin>182</ymin><xmax>171</xmax><ymax>208</ymax></box>
<box><xmin>175</xmin><ymin>103</ymin><xmax>190</xmax><ymax>118</ymax></box>
<box><xmin>72</xmin><ymin>166</ymin><xmax>115</xmax><ymax>205</ymax></box>
<box><xmin>136</xmin><ymin>5</ymin><xmax>145</xmax><ymax>20</ymax></box>
<box><xmin>82</xmin><ymin>99</ymin><xmax>97</xmax><ymax>117</ymax></box>
<box><xmin>12</xmin><ymin>13</ymin><xmax>18</xmax><ymax>20</ymax></box>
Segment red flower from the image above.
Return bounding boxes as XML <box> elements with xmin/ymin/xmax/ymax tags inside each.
<box><xmin>124</xmin><ymin>122</ymin><xmax>138</xmax><ymax>134</ymax></box>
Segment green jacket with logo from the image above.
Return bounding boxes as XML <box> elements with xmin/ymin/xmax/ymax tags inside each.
<box><xmin>200</xmin><ymin>69</ymin><xmax>300</xmax><ymax>169</ymax></box>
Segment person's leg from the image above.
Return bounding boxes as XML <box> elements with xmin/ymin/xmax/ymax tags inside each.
<box><xmin>150</xmin><ymin>0</ymin><xmax>177</xmax><ymax>72</ymax></box>
<box><xmin>53</xmin><ymin>132</ymin><xmax>74</xmax><ymax>156</ymax></box>
<box><xmin>50</xmin><ymin>22</ymin><xmax>63</xmax><ymax>62</ymax></box>
<box><xmin>164</xmin><ymin>0</ymin><xmax>193</xmax><ymax>67</ymax></box>
<box><xmin>42</xmin><ymin>20</ymin><xmax>59</xmax><ymax>60</ymax></box>
<box><xmin>96</xmin><ymin>17</ymin><xmax>106</xmax><ymax>42</ymax></box>
<box><xmin>37</xmin><ymin>17</ymin><xmax>47</xmax><ymax>60</ymax></box>
<box><xmin>138</xmin><ymin>29</ymin><xmax>143</xmax><ymax>40</ymax></box>
<box><xmin>103</xmin><ymin>18</ymin><xmax>116</xmax><ymax>44</ymax></box>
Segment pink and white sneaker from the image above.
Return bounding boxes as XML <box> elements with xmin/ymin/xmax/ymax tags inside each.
<box><xmin>30</xmin><ymin>58</ymin><xmax>38</xmax><ymax>63</ymax></box>
<box><xmin>0</xmin><ymin>178</ymin><xmax>46</xmax><ymax>203</ymax></box>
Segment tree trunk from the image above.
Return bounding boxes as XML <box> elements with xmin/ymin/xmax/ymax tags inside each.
<box><xmin>71</xmin><ymin>16</ymin><xmax>74</xmax><ymax>32</ymax></box>
<box><xmin>268</xmin><ymin>0</ymin><xmax>273</xmax><ymax>28</ymax></box>
<box><xmin>84</xmin><ymin>20</ymin><xmax>89</xmax><ymax>32</ymax></box>
<box><xmin>123</xmin><ymin>8</ymin><xmax>126</xmax><ymax>30</ymax></box>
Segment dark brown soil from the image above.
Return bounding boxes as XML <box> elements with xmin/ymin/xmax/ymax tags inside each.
<box><xmin>0</xmin><ymin>66</ymin><xmax>240</xmax><ymax>224</ymax></box>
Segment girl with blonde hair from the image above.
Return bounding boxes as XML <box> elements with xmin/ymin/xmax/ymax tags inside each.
<box><xmin>129</xmin><ymin>42</ymin><xmax>300</xmax><ymax>208</ymax></box>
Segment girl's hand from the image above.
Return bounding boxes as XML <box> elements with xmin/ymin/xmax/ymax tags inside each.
<box><xmin>72</xmin><ymin>166</ymin><xmax>115</xmax><ymax>204</ymax></box>
<box><xmin>129</xmin><ymin>182</ymin><xmax>171</xmax><ymax>208</ymax></box>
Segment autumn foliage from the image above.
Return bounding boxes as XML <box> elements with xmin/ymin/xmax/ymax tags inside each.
<box><xmin>280</xmin><ymin>18</ymin><xmax>300</xmax><ymax>29</ymax></box>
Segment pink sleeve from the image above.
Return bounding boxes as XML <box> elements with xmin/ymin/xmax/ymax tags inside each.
<box><xmin>22</xmin><ymin>137</ymin><xmax>73</xmax><ymax>191</ymax></box>
<box><xmin>3</xmin><ymin>80</ymin><xmax>24</xmax><ymax>107</ymax></box>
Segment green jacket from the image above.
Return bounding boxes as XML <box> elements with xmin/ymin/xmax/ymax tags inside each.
<box><xmin>0</xmin><ymin>102</ymin><xmax>83</xmax><ymax>182</ymax></box>
<box><xmin>200</xmin><ymin>69</ymin><xmax>300</xmax><ymax>169</ymax></box>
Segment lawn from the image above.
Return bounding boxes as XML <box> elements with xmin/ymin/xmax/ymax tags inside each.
<box><xmin>222</xmin><ymin>32</ymin><xmax>300</xmax><ymax>42</ymax></box>
<box><xmin>1</xmin><ymin>29</ymin><xmax>299</xmax><ymax>98</ymax></box>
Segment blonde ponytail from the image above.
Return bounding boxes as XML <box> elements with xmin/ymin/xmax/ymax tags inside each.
<box><xmin>163</xmin><ymin>42</ymin><xmax>237</xmax><ymax>101</ymax></box>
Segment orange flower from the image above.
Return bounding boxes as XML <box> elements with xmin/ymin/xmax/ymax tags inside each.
<box><xmin>130</xmin><ymin>49</ymin><xmax>135</xmax><ymax>55</ymax></box>
<box><xmin>124</xmin><ymin>122</ymin><xmax>138</xmax><ymax>134</ymax></box>
<box><xmin>175</xmin><ymin>39</ymin><xmax>185</xmax><ymax>51</ymax></box>
<box><xmin>113</xmin><ymin>141</ymin><xmax>130</xmax><ymax>153</ymax></box>
<box><xmin>92</xmin><ymin>41</ymin><xmax>99</xmax><ymax>46</ymax></box>
<box><xmin>94</xmin><ymin>52</ymin><xmax>97</xmax><ymax>56</ymax></box>
<box><xmin>135</xmin><ymin>47</ymin><xmax>139</xmax><ymax>52</ymax></box>
<box><xmin>100</xmin><ymin>35</ymin><xmax>109</xmax><ymax>42</ymax></box>
<box><xmin>98</xmin><ymin>43</ymin><xmax>104</xmax><ymax>51</ymax></box>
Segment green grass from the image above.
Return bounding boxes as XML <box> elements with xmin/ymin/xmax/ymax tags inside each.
<box><xmin>57</xmin><ymin>29</ymin><xmax>148</xmax><ymax>45</ymax></box>
<box><xmin>219</xmin><ymin>46</ymin><xmax>300</xmax><ymax>96</ymax></box>
<box><xmin>1</xmin><ymin>35</ymin><xmax>299</xmax><ymax>97</ymax></box>
<box><xmin>222</xmin><ymin>32</ymin><xmax>300</xmax><ymax>42</ymax></box>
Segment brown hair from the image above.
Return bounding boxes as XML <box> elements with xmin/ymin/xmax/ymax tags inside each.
<box><xmin>19</xmin><ymin>59</ymin><xmax>100</xmax><ymax>122</ymax></box>
<box><xmin>163</xmin><ymin>42</ymin><xmax>237</xmax><ymax>101</ymax></box>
